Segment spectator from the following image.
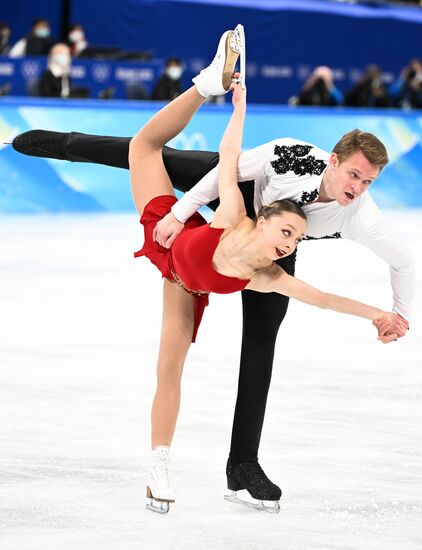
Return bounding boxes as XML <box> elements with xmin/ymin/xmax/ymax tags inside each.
<box><xmin>151</xmin><ymin>58</ymin><xmax>183</xmax><ymax>101</ymax></box>
<box><xmin>66</xmin><ymin>23</ymin><xmax>88</xmax><ymax>57</ymax></box>
<box><xmin>9</xmin><ymin>18</ymin><xmax>54</xmax><ymax>57</ymax></box>
<box><xmin>345</xmin><ymin>65</ymin><xmax>391</xmax><ymax>108</ymax></box>
<box><xmin>0</xmin><ymin>22</ymin><xmax>11</xmax><ymax>55</ymax></box>
<box><xmin>38</xmin><ymin>43</ymin><xmax>72</xmax><ymax>97</ymax></box>
<box><xmin>126</xmin><ymin>81</ymin><xmax>149</xmax><ymax>100</ymax></box>
<box><xmin>389</xmin><ymin>59</ymin><xmax>422</xmax><ymax>109</ymax></box>
<box><xmin>297</xmin><ymin>66</ymin><xmax>343</xmax><ymax>106</ymax></box>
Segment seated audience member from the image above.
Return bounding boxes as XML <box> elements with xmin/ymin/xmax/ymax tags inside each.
<box><xmin>297</xmin><ymin>66</ymin><xmax>343</xmax><ymax>106</ymax></box>
<box><xmin>66</xmin><ymin>23</ymin><xmax>88</xmax><ymax>57</ymax></box>
<box><xmin>0</xmin><ymin>22</ymin><xmax>11</xmax><ymax>55</ymax></box>
<box><xmin>389</xmin><ymin>59</ymin><xmax>422</xmax><ymax>109</ymax></box>
<box><xmin>126</xmin><ymin>81</ymin><xmax>149</xmax><ymax>100</ymax></box>
<box><xmin>345</xmin><ymin>65</ymin><xmax>391</xmax><ymax>108</ymax></box>
<box><xmin>9</xmin><ymin>18</ymin><xmax>54</xmax><ymax>57</ymax></box>
<box><xmin>151</xmin><ymin>58</ymin><xmax>183</xmax><ymax>101</ymax></box>
<box><xmin>38</xmin><ymin>43</ymin><xmax>72</xmax><ymax>98</ymax></box>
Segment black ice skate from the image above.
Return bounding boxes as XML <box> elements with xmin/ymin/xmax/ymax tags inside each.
<box><xmin>225</xmin><ymin>457</ymin><xmax>281</xmax><ymax>513</ymax></box>
<box><xmin>12</xmin><ymin>129</ymin><xmax>71</xmax><ymax>160</ymax></box>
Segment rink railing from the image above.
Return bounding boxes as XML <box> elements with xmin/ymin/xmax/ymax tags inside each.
<box><xmin>1</xmin><ymin>97</ymin><xmax>421</xmax><ymax>212</ymax></box>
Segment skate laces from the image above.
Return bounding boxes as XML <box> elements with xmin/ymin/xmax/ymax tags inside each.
<box><xmin>152</xmin><ymin>449</ymin><xmax>171</xmax><ymax>485</ymax></box>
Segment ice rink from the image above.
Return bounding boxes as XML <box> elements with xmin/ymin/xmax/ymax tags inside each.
<box><xmin>1</xmin><ymin>211</ymin><xmax>421</xmax><ymax>550</ymax></box>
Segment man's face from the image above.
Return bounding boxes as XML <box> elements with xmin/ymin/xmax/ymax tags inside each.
<box><xmin>328</xmin><ymin>150</ymin><xmax>380</xmax><ymax>206</ymax></box>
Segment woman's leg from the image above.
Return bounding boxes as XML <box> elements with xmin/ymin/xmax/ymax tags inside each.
<box><xmin>151</xmin><ymin>279</ymin><xmax>195</xmax><ymax>447</ymax></box>
<box><xmin>129</xmin><ymin>87</ymin><xmax>205</xmax><ymax>216</ymax></box>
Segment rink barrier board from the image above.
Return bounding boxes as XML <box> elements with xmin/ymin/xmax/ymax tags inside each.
<box><xmin>0</xmin><ymin>98</ymin><xmax>421</xmax><ymax>212</ymax></box>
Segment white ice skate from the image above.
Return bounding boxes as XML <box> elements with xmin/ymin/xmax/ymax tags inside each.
<box><xmin>192</xmin><ymin>23</ymin><xmax>246</xmax><ymax>97</ymax></box>
<box><xmin>146</xmin><ymin>445</ymin><xmax>175</xmax><ymax>514</ymax></box>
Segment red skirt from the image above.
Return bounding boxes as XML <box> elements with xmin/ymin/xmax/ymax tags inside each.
<box><xmin>134</xmin><ymin>195</ymin><xmax>209</xmax><ymax>342</ymax></box>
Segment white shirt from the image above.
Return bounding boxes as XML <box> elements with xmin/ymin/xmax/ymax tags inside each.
<box><xmin>9</xmin><ymin>38</ymin><xmax>27</xmax><ymax>58</ymax></box>
<box><xmin>171</xmin><ymin>138</ymin><xmax>415</xmax><ymax>320</ymax></box>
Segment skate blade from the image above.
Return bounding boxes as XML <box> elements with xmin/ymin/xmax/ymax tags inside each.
<box><xmin>146</xmin><ymin>499</ymin><xmax>170</xmax><ymax>514</ymax></box>
<box><xmin>234</xmin><ymin>24</ymin><xmax>246</xmax><ymax>89</ymax></box>
<box><xmin>223</xmin><ymin>31</ymin><xmax>241</xmax><ymax>91</ymax></box>
<box><xmin>224</xmin><ymin>490</ymin><xmax>280</xmax><ymax>514</ymax></box>
<box><xmin>145</xmin><ymin>486</ymin><xmax>175</xmax><ymax>514</ymax></box>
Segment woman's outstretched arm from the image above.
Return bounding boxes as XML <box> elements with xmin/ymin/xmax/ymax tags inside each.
<box><xmin>246</xmin><ymin>264</ymin><xmax>407</xmax><ymax>341</ymax></box>
<box><xmin>210</xmin><ymin>81</ymin><xmax>247</xmax><ymax>228</ymax></box>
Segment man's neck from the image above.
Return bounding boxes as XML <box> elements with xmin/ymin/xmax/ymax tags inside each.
<box><xmin>316</xmin><ymin>176</ymin><xmax>334</xmax><ymax>203</ymax></box>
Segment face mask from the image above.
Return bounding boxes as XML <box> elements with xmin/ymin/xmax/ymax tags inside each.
<box><xmin>52</xmin><ymin>54</ymin><xmax>70</xmax><ymax>67</ymax></box>
<box><xmin>68</xmin><ymin>30</ymin><xmax>84</xmax><ymax>43</ymax></box>
<box><xmin>34</xmin><ymin>27</ymin><xmax>50</xmax><ymax>39</ymax></box>
<box><xmin>166</xmin><ymin>66</ymin><xmax>182</xmax><ymax>81</ymax></box>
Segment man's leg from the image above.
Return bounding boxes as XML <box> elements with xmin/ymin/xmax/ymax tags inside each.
<box><xmin>226</xmin><ymin>252</ymin><xmax>296</xmax><ymax>502</ymax></box>
<box><xmin>12</xmin><ymin>130</ymin><xmax>219</xmax><ymax>194</ymax></box>
<box><xmin>230</xmin><ymin>290</ymin><xmax>289</xmax><ymax>462</ymax></box>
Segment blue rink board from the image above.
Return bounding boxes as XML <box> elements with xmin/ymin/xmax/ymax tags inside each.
<box><xmin>0</xmin><ymin>97</ymin><xmax>421</xmax><ymax>213</ymax></box>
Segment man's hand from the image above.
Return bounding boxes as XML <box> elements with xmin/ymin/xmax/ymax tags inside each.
<box><xmin>372</xmin><ymin>312</ymin><xmax>409</xmax><ymax>344</ymax></box>
<box><xmin>153</xmin><ymin>212</ymin><xmax>185</xmax><ymax>248</ymax></box>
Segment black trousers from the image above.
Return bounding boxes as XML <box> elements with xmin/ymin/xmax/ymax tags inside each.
<box><xmin>65</xmin><ymin>132</ymin><xmax>295</xmax><ymax>462</ymax></box>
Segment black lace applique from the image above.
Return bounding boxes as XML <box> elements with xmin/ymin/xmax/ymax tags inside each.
<box><xmin>270</xmin><ymin>144</ymin><xmax>327</xmax><ymax>177</ymax></box>
<box><xmin>303</xmin><ymin>232</ymin><xmax>342</xmax><ymax>241</ymax></box>
<box><xmin>296</xmin><ymin>188</ymin><xmax>319</xmax><ymax>207</ymax></box>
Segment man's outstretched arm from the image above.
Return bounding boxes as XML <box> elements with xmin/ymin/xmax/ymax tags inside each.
<box><xmin>345</xmin><ymin>195</ymin><xmax>415</xmax><ymax>340</ymax></box>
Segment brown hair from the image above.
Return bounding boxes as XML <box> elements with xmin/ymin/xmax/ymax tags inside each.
<box><xmin>332</xmin><ymin>129</ymin><xmax>388</xmax><ymax>168</ymax></box>
<box><xmin>257</xmin><ymin>199</ymin><xmax>307</xmax><ymax>222</ymax></box>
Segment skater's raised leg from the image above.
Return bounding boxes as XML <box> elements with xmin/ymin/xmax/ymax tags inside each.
<box><xmin>12</xmin><ymin>129</ymin><xmax>220</xmax><ymax>193</ymax></box>
<box><xmin>129</xmin><ymin>26</ymin><xmax>242</xmax><ymax>512</ymax></box>
<box><xmin>11</xmin><ymin>27</ymin><xmax>244</xmax><ymax>188</ymax></box>
<box><xmin>129</xmin><ymin>85</ymin><xmax>205</xmax><ymax>510</ymax></box>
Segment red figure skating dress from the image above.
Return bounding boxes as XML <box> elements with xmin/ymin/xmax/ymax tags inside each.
<box><xmin>135</xmin><ymin>195</ymin><xmax>250</xmax><ymax>341</ymax></box>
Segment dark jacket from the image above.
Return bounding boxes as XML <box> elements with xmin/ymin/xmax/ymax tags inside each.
<box><xmin>26</xmin><ymin>35</ymin><xmax>54</xmax><ymax>56</ymax></box>
<box><xmin>345</xmin><ymin>79</ymin><xmax>391</xmax><ymax>108</ymax></box>
<box><xmin>151</xmin><ymin>74</ymin><xmax>182</xmax><ymax>101</ymax></box>
<box><xmin>39</xmin><ymin>69</ymin><xmax>71</xmax><ymax>98</ymax></box>
<box><xmin>298</xmin><ymin>78</ymin><xmax>343</xmax><ymax>106</ymax></box>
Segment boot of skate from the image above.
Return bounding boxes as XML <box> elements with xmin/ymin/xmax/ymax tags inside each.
<box><xmin>146</xmin><ymin>445</ymin><xmax>175</xmax><ymax>514</ymax></box>
<box><xmin>192</xmin><ymin>24</ymin><xmax>245</xmax><ymax>97</ymax></box>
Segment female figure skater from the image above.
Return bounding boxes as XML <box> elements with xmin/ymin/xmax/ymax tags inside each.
<box><xmin>129</xmin><ymin>26</ymin><xmax>396</xmax><ymax>513</ymax></box>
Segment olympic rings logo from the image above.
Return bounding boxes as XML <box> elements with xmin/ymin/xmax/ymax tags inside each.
<box><xmin>168</xmin><ymin>132</ymin><xmax>208</xmax><ymax>151</ymax></box>
<box><xmin>21</xmin><ymin>60</ymin><xmax>42</xmax><ymax>80</ymax></box>
<box><xmin>91</xmin><ymin>63</ymin><xmax>111</xmax><ymax>83</ymax></box>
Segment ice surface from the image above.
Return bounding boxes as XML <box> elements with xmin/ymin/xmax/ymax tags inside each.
<box><xmin>0</xmin><ymin>212</ymin><xmax>421</xmax><ymax>550</ymax></box>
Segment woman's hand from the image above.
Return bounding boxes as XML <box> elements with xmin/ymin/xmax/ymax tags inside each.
<box><xmin>230</xmin><ymin>73</ymin><xmax>246</xmax><ymax>108</ymax></box>
<box><xmin>372</xmin><ymin>311</ymin><xmax>409</xmax><ymax>343</ymax></box>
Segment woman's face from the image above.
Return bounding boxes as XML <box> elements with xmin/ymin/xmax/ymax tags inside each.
<box><xmin>256</xmin><ymin>212</ymin><xmax>306</xmax><ymax>261</ymax></box>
